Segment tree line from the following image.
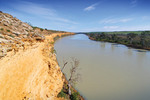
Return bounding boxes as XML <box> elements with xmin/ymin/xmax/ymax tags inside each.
<box><xmin>86</xmin><ymin>31</ymin><xmax>150</xmax><ymax>50</ymax></box>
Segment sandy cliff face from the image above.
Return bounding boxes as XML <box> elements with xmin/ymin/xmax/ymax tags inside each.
<box><xmin>0</xmin><ymin>11</ymin><xmax>74</xmax><ymax>100</ymax></box>
<box><xmin>0</xmin><ymin>33</ymin><xmax>74</xmax><ymax>100</ymax></box>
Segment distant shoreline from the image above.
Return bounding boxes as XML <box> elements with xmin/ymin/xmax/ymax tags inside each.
<box><xmin>86</xmin><ymin>34</ymin><xmax>150</xmax><ymax>51</ymax></box>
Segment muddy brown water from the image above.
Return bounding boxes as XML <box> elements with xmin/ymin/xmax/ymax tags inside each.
<box><xmin>54</xmin><ymin>34</ymin><xmax>150</xmax><ymax>100</ymax></box>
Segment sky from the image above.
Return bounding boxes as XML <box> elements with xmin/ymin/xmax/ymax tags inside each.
<box><xmin>0</xmin><ymin>0</ymin><xmax>150</xmax><ymax>32</ymax></box>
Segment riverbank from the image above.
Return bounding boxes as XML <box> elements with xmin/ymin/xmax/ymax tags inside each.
<box><xmin>86</xmin><ymin>33</ymin><xmax>150</xmax><ymax>51</ymax></box>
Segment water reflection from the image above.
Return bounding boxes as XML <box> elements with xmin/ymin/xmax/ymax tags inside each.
<box><xmin>111</xmin><ymin>43</ymin><xmax>115</xmax><ymax>51</ymax></box>
<box><xmin>136</xmin><ymin>51</ymin><xmax>146</xmax><ymax>67</ymax></box>
<box><xmin>100</xmin><ymin>42</ymin><xmax>106</xmax><ymax>49</ymax></box>
<box><xmin>126</xmin><ymin>48</ymin><xmax>133</xmax><ymax>56</ymax></box>
<box><xmin>135</xmin><ymin>49</ymin><xmax>147</xmax><ymax>52</ymax></box>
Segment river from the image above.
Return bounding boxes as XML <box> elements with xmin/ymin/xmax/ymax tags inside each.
<box><xmin>54</xmin><ymin>34</ymin><xmax>150</xmax><ymax>100</ymax></box>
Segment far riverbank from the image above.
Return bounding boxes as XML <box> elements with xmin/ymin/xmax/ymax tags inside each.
<box><xmin>85</xmin><ymin>32</ymin><xmax>150</xmax><ymax>50</ymax></box>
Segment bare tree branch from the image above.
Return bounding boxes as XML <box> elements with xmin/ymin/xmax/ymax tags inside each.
<box><xmin>61</xmin><ymin>57</ymin><xmax>81</xmax><ymax>96</ymax></box>
<box><xmin>61</xmin><ymin>58</ymin><xmax>68</xmax><ymax>71</ymax></box>
<box><xmin>68</xmin><ymin>58</ymin><xmax>80</xmax><ymax>86</ymax></box>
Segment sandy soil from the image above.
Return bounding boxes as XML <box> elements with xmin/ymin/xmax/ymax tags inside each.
<box><xmin>0</xmin><ymin>33</ymin><xmax>73</xmax><ymax>100</ymax></box>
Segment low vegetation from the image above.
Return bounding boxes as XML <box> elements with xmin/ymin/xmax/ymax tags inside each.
<box><xmin>53</xmin><ymin>35</ymin><xmax>60</xmax><ymax>41</ymax></box>
<box><xmin>86</xmin><ymin>31</ymin><xmax>150</xmax><ymax>50</ymax></box>
<box><xmin>7</xmin><ymin>29</ymin><xmax>10</xmax><ymax>32</ymax></box>
<box><xmin>57</xmin><ymin>89</ymin><xmax>66</xmax><ymax>98</ymax></box>
<box><xmin>70</xmin><ymin>92</ymin><xmax>80</xmax><ymax>100</ymax></box>
<box><xmin>8</xmin><ymin>34</ymin><xmax>14</xmax><ymax>38</ymax></box>
<box><xmin>57</xmin><ymin>74</ymin><xmax>83</xmax><ymax>100</ymax></box>
<box><xmin>0</xmin><ymin>28</ymin><xmax>3</xmax><ymax>31</ymax></box>
<box><xmin>57</xmin><ymin>58</ymin><xmax>83</xmax><ymax>100</ymax></box>
<box><xmin>50</xmin><ymin>47</ymin><xmax>56</xmax><ymax>54</ymax></box>
<box><xmin>40</xmin><ymin>28</ymin><xmax>43</xmax><ymax>31</ymax></box>
<box><xmin>87</xmin><ymin>31</ymin><xmax>142</xmax><ymax>34</ymax></box>
<box><xmin>0</xmin><ymin>36</ymin><xmax>3</xmax><ymax>38</ymax></box>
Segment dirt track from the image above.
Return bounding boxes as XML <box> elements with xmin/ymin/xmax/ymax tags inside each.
<box><xmin>0</xmin><ymin>33</ymin><xmax>72</xmax><ymax>100</ymax></box>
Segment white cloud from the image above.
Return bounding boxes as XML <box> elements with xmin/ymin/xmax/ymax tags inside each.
<box><xmin>120</xmin><ymin>18</ymin><xmax>132</xmax><ymax>22</ymax></box>
<box><xmin>79</xmin><ymin>24</ymin><xmax>150</xmax><ymax>32</ymax></box>
<box><xmin>131</xmin><ymin>0</ymin><xmax>138</xmax><ymax>7</ymax></box>
<box><xmin>12</xmin><ymin>1</ymin><xmax>77</xmax><ymax>24</ymax></box>
<box><xmin>79</xmin><ymin>26</ymin><xmax>119</xmax><ymax>32</ymax></box>
<box><xmin>119</xmin><ymin>25</ymin><xmax>150</xmax><ymax>31</ymax></box>
<box><xmin>84</xmin><ymin>3</ymin><xmax>98</xmax><ymax>11</ymax></box>
<box><xmin>104</xmin><ymin>26</ymin><xmax>119</xmax><ymax>29</ymax></box>
<box><xmin>44</xmin><ymin>16</ymin><xmax>78</xmax><ymax>24</ymax></box>
<box><xmin>142</xmin><ymin>16</ymin><xmax>150</xmax><ymax>20</ymax></box>
<box><xmin>100</xmin><ymin>18</ymin><xmax>133</xmax><ymax>24</ymax></box>
<box><xmin>79</xmin><ymin>27</ymin><xmax>101</xmax><ymax>32</ymax></box>
<box><xmin>13</xmin><ymin>1</ymin><xmax>55</xmax><ymax>16</ymax></box>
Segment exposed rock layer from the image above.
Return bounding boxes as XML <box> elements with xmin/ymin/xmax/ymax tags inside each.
<box><xmin>0</xmin><ymin>11</ymin><xmax>74</xmax><ymax>100</ymax></box>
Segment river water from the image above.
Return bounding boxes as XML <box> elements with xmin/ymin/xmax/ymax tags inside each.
<box><xmin>54</xmin><ymin>34</ymin><xmax>150</xmax><ymax>100</ymax></box>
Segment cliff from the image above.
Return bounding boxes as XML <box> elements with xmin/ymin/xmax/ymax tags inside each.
<box><xmin>0</xmin><ymin>11</ymin><xmax>74</xmax><ymax>100</ymax></box>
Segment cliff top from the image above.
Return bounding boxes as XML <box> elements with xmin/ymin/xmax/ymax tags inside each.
<box><xmin>0</xmin><ymin>11</ymin><xmax>71</xmax><ymax>58</ymax></box>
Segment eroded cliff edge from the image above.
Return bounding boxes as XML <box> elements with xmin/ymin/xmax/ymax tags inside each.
<box><xmin>0</xmin><ymin>11</ymin><xmax>75</xmax><ymax>100</ymax></box>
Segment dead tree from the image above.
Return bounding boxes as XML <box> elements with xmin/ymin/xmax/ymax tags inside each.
<box><xmin>61</xmin><ymin>58</ymin><xmax>68</xmax><ymax>71</ymax></box>
<box><xmin>68</xmin><ymin>58</ymin><xmax>80</xmax><ymax>96</ymax></box>
<box><xmin>61</xmin><ymin>57</ymin><xmax>81</xmax><ymax>96</ymax></box>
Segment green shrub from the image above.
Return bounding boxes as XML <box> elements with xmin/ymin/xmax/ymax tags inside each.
<box><xmin>40</xmin><ymin>28</ymin><xmax>43</xmax><ymax>31</ymax></box>
<box><xmin>0</xmin><ymin>28</ymin><xmax>4</xmax><ymax>31</ymax></box>
<box><xmin>61</xmin><ymin>34</ymin><xmax>68</xmax><ymax>37</ymax></box>
<box><xmin>70</xmin><ymin>92</ymin><xmax>79</xmax><ymax>100</ymax></box>
<box><xmin>13</xmin><ymin>33</ymin><xmax>19</xmax><ymax>36</ymax></box>
<box><xmin>53</xmin><ymin>35</ymin><xmax>60</xmax><ymax>41</ymax></box>
<box><xmin>51</xmin><ymin>47</ymin><xmax>56</xmax><ymax>54</ymax></box>
<box><xmin>57</xmin><ymin>89</ymin><xmax>66</xmax><ymax>98</ymax></box>
<box><xmin>26</xmin><ymin>29</ymin><xmax>29</xmax><ymax>32</ymax></box>
<box><xmin>32</xmin><ymin>26</ymin><xmax>38</xmax><ymax>30</ymax></box>
<box><xmin>7</xmin><ymin>30</ymin><xmax>10</xmax><ymax>32</ymax></box>
<box><xmin>49</xmin><ymin>41</ymin><xmax>54</xmax><ymax>44</ymax></box>
<box><xmin>9</xmin><ymin>34</ymin><xmax>14</xmax><ymax>38</ymax></box>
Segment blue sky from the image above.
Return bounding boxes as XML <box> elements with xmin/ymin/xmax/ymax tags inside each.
<box><xmin>0</xmin><ymin>0</ymin><xmax>150</xmax><ymax>32</ymax></box>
